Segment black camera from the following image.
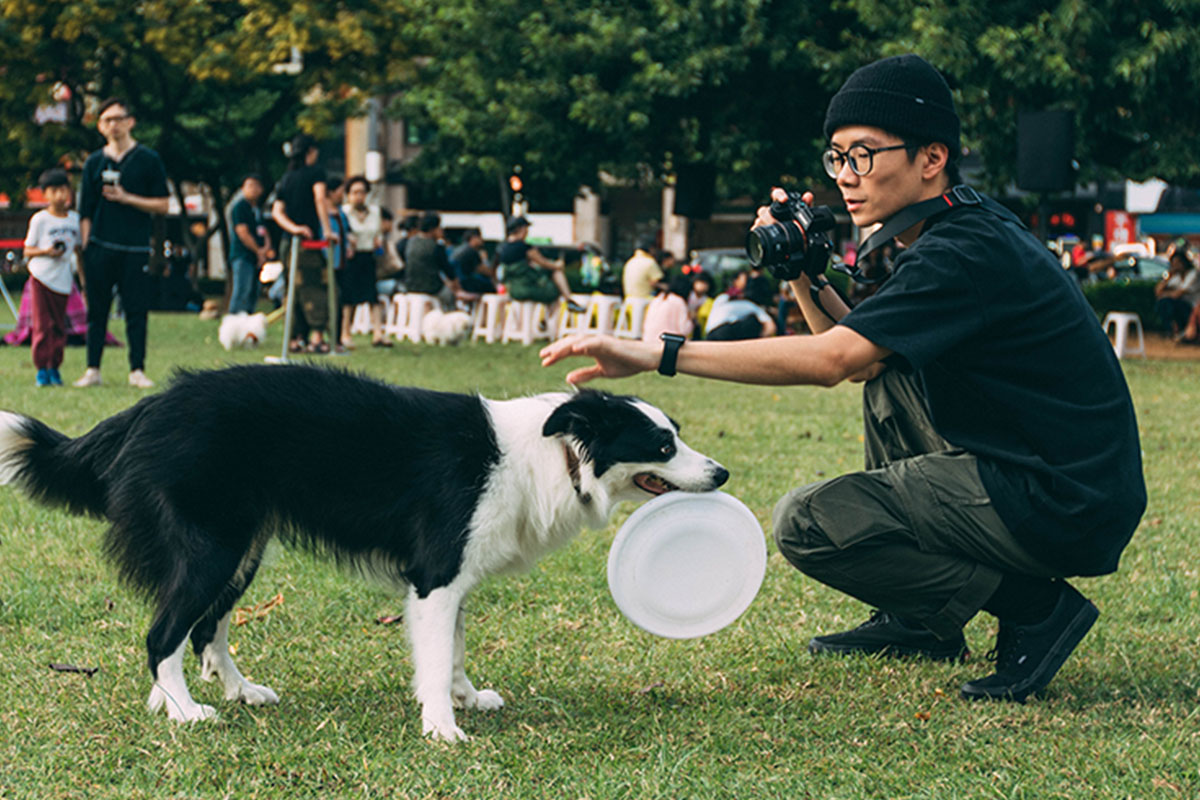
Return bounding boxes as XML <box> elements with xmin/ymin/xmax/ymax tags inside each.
<box><xmin>52</xmin><ymin>240</ymin><xmax>67</xmax><ymax>254</ymax></box>
<box><xmin>745</xmin><ymin>190</ymin><xmax>836</xmax><ymax>281</ymax></box>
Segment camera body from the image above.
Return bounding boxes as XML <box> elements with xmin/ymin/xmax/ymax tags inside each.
<box><xmin>52</xmin><ymin>240</ymin><xmax>67</xmax><ymax>255</ymax></box>
<box><xmin>745</xmin><ymin>190</ymin><xmax>836</xmax><ymax>281</ymax></box>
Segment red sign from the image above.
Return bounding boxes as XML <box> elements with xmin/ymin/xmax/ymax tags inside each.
<box><xmin>1105</xmin><ymin>211</ymin><xmax>1136</xmax><ymax>249</ymax></box>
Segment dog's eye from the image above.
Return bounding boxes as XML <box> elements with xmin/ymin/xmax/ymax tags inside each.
<box><xmin>660</xmin><ymin>444</ymin><xmax>675</xmax><ymax>457</ymax></box>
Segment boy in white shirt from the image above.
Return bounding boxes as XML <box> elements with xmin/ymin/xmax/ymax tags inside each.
<box><xmin>22</xmin><ymin>169</ymin><xmax>81</xmax><ymax>386</ymax></box>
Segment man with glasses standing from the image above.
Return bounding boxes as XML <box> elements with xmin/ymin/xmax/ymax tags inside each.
<box><xmin>541</xmin><ymin>54</ymin><xmax>1144</xmax><ymax>704</ymax></box>
<box><xmin>75</xmin><ymin>97</ymin><xmax>169</xmax><ymax>388</ymax></box>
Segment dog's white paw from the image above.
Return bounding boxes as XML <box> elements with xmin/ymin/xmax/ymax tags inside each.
<box><xmin>422</xmin><ymin>713</ymin><xmax>469</xmax><ymax>743</ymax></box>
<box><xmin>229</xmin><ymin>681</ymin><xmax>280</xmax><ymax>706</ymax></box>
<box><xmin>454</xmin><ymin>687</ymin><xmax>504</xmax><ymax>711</ymax></box>
<box><xmin>149</xmin><ymin>686</ymin><xmax>218</xmax><ymax>722</ymax></box>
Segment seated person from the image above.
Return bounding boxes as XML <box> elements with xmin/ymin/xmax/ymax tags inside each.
<box><xmin>687</xmin><ymin>271</ymin><xmax>715</xmax><ymax>335</ymax></box>
<box><xmin>498</xmin><ymin>216</ymin><xmax>584</xmax><ymax>312</ymax></box>
<box><xmin>451</xmin><ymin>228</ymin><xmax>495</xmax><ymax>296</ymax></box>
<box><xmin>641</xmin><ymin>275</ymin><xmax>694</xmax><ymax>343</ymax></box>
<box><xmin>703</xmin><ymin>293</ymin><xmax>776</xmax><ymax>340</ymax></box>
<box><xmin>1154</xmin><ymin>248</ymin><xmax>1200</xmax><ymax>338</ymax></box>
<box><xmin>621</xmin><ymin>235</ymin><xmax>665</xmax><ymax>299</ymax></box>
<box><xmin>744</xmin><ymin>265</ymin><xmax>775</xmax><ymax>308</ymax></box>
<box><xmin>404</xmin><ymin>211</ymin><xmax>463</xmax><ymax>309</ymax></box>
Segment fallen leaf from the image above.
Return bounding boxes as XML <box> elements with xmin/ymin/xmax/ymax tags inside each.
<box><xmin>234</xmin><ymin>593</ymin><xmax>284</xmax><ymax>626</ymax></box>
<box><xmin>637</xmin><ymin>681</ymin><xmax>665</xmax><ymax>695</ymax></box>
<box><xmin>375</xmin><ymin>614</ymin><xmax>403</xmax><ymax>626</ymax></box>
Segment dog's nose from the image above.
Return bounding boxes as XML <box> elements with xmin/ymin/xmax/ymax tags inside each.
<box><xmin>709</xmin><ymin>463</ymin><xmax>729</xmax><ymax>488</ymax></box>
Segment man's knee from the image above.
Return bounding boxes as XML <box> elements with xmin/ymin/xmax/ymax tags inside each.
<box><xmin>772</xmin><ymin>485</ymin><xmax>837</xmax><ymax>573</ymax></box>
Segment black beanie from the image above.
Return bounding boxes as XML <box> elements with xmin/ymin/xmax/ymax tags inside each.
<box><xmin>823</xmin><ymin>54</ymin><xmax>960</xmax><ymax>156</ymax></box>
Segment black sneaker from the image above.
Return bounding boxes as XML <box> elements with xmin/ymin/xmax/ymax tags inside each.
<box><xmin>808</xmin><ymin>610</ymin><xmax>969</xmax><ymax>662</ymax></box>
<box><xmin>566</xmin><ymin>299</ymin><xmax>588</xmax><ymax>314</ymax></box>
<box><xmin>960</xmin><ymin>583</ymin><xmax>1098</xmax><ymax>703</ymax></box>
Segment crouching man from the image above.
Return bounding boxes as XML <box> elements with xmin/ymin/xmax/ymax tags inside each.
<box><xmin>540</xmin><ymin>54</ymin><xmax>1145</xmax><ymax>702</ymax></box>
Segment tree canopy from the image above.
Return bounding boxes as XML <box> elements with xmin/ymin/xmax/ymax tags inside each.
<box><xmin>395</xmin><ymin>0</ymin><xmax>1200</xmax><ymax>203</ymax></box>
<box><xmin>3</xmin><ymin>0</ymin><xmax>1199</xmax><ymax>213</ymax></box>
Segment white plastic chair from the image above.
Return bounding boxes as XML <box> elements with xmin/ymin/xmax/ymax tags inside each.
<box><xmin>1102</xmin><ymin>311</ymin><xmax>1146</xmax><ymax>359</ymax></box>
<box><xmin>502</xmin><ymin>300</ymin><xmax>558</xmax><ymax>345</ymax></box>
<box><xmin>471</xmin><ymin>293</ymin><xmax>509</xmax><ymax>343</ymax></box>
<box><xmin>614</xmin><ymin>297</ymin><xmax>651</xmax><ymax>340</ymax></box>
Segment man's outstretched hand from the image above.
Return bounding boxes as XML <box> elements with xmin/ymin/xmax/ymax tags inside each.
<box><xmin>539</xmin><ymin>335</ymin><xmax>659</xmax><ymax>385</ymax></box>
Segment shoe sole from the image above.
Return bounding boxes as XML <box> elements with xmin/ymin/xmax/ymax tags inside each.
<box><xmin>808</xmin><ymin>638</ymin><xmax>969</xmax><ymax>663</ymax></box>
<box><xmin>960</xmin><ymin>600</ymin><xmax>1099</xmax><ymax>703</ymax></box>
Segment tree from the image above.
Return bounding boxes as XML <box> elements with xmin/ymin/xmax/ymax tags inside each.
<box><xmin>393</xmin><ymin>0</ymin><xmax>857</xmax><ymax>210</ymax></box>
<box><xmin>394</xmin><ymin>0</ymin><xmax>1200</xmax><ymax>210</ymax></box>
<box><xmin>816</xmin><ymin>0</ymin><xmax>1200</xmax><ymax>189</ymax></box>
<box><xmin>0</xmin><ymin>0</ymin><xmax>417</xmax><ymax>260</ymax></box>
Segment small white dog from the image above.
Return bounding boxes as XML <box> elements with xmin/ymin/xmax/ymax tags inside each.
<box><xmin>218</xmin><ymin>313</ymin><xmax>268</xmax><ymax>351</ymax></box>
<box><xmin>421</xmin><ymin>309</ymin><xmax>472</xmax><ymax>345</ymax></box>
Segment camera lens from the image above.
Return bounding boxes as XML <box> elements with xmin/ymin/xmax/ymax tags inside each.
<box><xmin>745</xmin><ymin>222</ymin><xmax>806</xmax><ymax>268</ymax></box>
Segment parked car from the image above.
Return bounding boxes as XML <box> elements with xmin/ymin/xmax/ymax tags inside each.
<box><xmin>1106</xmin><ymin>254</ymin><xmax>1169</xmax><ymax>282</ymax></box>
<box><xmin>682</xmin><ymin>247</ymin><xmax>752</xmax><ymax>290</ymax></box>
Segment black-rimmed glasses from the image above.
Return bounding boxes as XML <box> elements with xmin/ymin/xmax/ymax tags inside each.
<box><xmin>822</xmin><ymin>143</ymin><xmax>908</xmax><ymax>178</ymax></box>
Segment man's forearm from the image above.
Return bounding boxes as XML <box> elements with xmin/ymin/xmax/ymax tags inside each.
<box><xmin>789</xmin><ymin>276</ymin><xmax>850</xmax><ymax>334</ymax></box>
<box><xmin>671</xmin><ymin>328</ymin><xmax>886</xmax><ymax>387</ymax></box>
<box><xmin>122</xmin><ymin>194</ymin><xmax>170</xmax><ymax>215</ymax></box>
<box><xmin>235</xmin><ymin>224</ymin><xmax>259</xmax><ymax>253</ymax></box>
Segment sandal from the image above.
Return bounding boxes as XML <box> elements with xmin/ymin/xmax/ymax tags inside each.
<box><xmin>372</xmin><ymin>338</ymin><xmax>394</xmax><ymax>348</ymax></box>
<box><xmin>306</xmin><ymin>340</ymin><xmax>331</xmax><ymax>355</ymax></box>
<box><xmin>289</xmin><ymin>339</ymin><xmax>306</xmax><ymax>354</ymax></box>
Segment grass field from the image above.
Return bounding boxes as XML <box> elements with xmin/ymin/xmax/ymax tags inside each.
<box><xmin>1</xmin><ymin>313</ymin><xmax>1197</xmax><ymax>799</ymax></box>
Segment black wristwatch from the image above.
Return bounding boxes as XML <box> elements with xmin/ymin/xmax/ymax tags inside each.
<box><xmin>658</xmin><ymin>332</ymin><xmax>686</xmax><ymax>377</ymax></box>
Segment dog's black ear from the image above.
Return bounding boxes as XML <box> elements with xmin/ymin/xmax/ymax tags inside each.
<box><xmin>543</xmin><ymin>403</ymin><xmax>588</xmax><ymax>438</ymax></box>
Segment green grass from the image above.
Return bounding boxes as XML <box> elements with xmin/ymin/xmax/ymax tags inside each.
<box><xmin>1</xmin><ymin>314</ymin><xmax>1198</xmax><ymax>799</ymax></box>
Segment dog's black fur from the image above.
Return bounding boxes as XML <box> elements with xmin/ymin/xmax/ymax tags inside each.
<box><xmin>0</xmin><ymin>364</ymin><xmax>728</xmax><ymax>739</ymax></box>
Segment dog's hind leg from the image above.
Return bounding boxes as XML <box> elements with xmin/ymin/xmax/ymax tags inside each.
<box><xmin>189</xmin><ymin>548</ymin><xmax>279</xmax><ymax>706</ymax></box>
<box><xmin>407</xmin><ymin>582</ymin><xmax>471</xmax><ymax>742</ymax></box>
<box><xmin>450</xmin><ymin>605</ymin><xmax>504</xmax><ymax>712</ymax></box>
<box><xmin>145</xmin><ymin>543</ymin><xmax>245</xmax><ymax>722</ymax></box>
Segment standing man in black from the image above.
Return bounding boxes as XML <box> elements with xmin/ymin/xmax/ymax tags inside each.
<box><xmin>75</xmin><ymin>97</ymin><xmax>170</xmax><ymax>388</ymax></box>
<box><xmin>542</xmin><ymin>54</ymin><xmax>1145</xmax><ymax>703</ymax></box>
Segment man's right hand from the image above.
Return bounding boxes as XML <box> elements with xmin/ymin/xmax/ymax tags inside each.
<box><xmin>539</xmin><ymin>334</ymin><xmax>659</xmax><ymax>385</ymax></box>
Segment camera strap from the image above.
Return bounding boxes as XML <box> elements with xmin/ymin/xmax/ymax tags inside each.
<box><xmin>840</xmin><ymin>185</ymin><xmax>982</xmax><ymax>284</ymax></box>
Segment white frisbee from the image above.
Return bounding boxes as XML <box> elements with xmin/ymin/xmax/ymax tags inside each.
<box><xmin>607</xmin><ymin>491</ymin><xmax>766</xmax><ymax>639</ymax></box>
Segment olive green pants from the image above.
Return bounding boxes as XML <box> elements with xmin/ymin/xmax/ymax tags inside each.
<box><xmin>772</xmin><ymin>369</ymin><xmax>1059</xmax><ymax>639</ymax></box>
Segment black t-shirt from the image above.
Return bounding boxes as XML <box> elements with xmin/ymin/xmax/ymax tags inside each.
<box><xmin>79</xmin><ymin>144</ymin><xmax>169</xmax><ymax>251</ymax></box>
<box><xmin>840</xmin><ymin>195</ymin><xmax>1145</xmax><ymax>576</ymax></box>
<box><xmin>228</xmin><ymin>197</ymin><xmax>263</xmax><ymax>261</ymax></box>
<box><xmin>497</xmin><ymin>240</ymin><xmax>531</xmax><ymax>264</ymax></box>
<box><xmin>404</xmin><ymin>236</ymin><xmax>452</xmax><ymax>294</ymax></box>
<box><xmin>452</xmin><ymin>242</ymin><xmax>483</xmax><ymax>278</ymax></box>
<box><xmin>275</xmin><ymin>164</ymin><xmax>327</xmax><ymax>237</ymax></box>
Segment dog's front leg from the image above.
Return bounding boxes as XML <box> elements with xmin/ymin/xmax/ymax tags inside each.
<box><xmin>407</xmin><ymin>584</ymin><xmax>468</xmax><ymax>742</ymax></box>
<box><xmin>451</xmin><ymin>605</ymin><xmax>504</xmax><ymax>711</ymax></box>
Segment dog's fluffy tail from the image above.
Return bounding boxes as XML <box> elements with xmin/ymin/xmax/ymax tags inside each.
<box><xmin>0</xmin><ymin>410</ymin><xmax>110</xmax><ymax>518</ymax></box>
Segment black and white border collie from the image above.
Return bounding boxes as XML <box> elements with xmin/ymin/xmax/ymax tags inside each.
<box><xmin>0</xmin><ymin>365</ymin><xmax>727</xmax><ymax>742</ymax></box>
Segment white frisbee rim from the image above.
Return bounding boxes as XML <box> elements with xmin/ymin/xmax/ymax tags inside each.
<box><xmin>607</xmin><ymin>490</ymin><xmax>766</xmax><ymax>639</ymax></box>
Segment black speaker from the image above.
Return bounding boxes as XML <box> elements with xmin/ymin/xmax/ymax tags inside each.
<box><xmin>673</xmin><ymin>164</ymin><xmax>716</xmax><ymax>219</ymax></box>
<box><xmin>1017</xmin><ymin>111</ymin><xmax>1075</xmax><ymax>192</ymax></box>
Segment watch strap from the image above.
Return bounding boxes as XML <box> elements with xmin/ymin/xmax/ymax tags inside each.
<box><xmin>658</xmin><ymin>333</ymin><xmax>686</xmax><ymax>377</ymax></box>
